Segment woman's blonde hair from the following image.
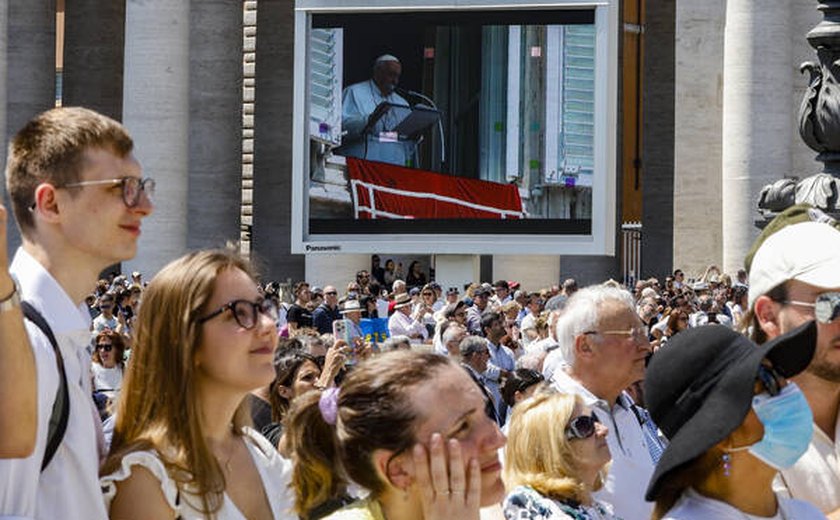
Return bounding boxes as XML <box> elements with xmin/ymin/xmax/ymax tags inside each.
<box><xmin>503</xmin><ymin>388</ymin><xmax>599</xmax><ymax>503</ymax></box>
<box><xmin>101</xmin><ymin>249</ymin><xmax>255</xmax><ymax>516</ymax></box>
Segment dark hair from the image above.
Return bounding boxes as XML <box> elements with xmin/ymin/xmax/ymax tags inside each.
<box><xmin>493</xmin><ymin>280</ymin><xmax>510</xmax><ymax>290</ymax></box>
<box><xmin>287</xmin><ymin>351</ymin><xmax>454</xmax><ymax>503</ymax></box>
<box><xmin>443</xmin><ymin>301</ymin><xmax>467</xmax><ymax>319</ymax></box>
<box><xmin>500</xmin><ymin>368</ymin><xmax>545</xmax><ymax>407</ymax></box>
<box><xmin>92</xmin><ymin>330</ymin><xmax>127</xmax><ymax>369</ymax></box>
<box><xmin>480</xmin><ymin>311</ymin><xmax>502</xmax><ymax>334</ymax></box>
<box><xmin>269</xmin><ymin>345</ymin><xmax>318</xmax><ymax>422</ymax></box>
<box><xmin>651</xmin><ymin>450</ymin><xmax>720</xmax><ymax>520</ymax></box>
<box><xmin>294</xmin><ymin>281</ymin><xmax>310</xmax><ymax>296</ymax></box>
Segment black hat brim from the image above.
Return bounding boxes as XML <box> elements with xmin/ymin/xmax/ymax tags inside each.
<box><xmin>644</xmin><ymin>320</ymin><xmax>816</xmax><ymax>501</ymax></box>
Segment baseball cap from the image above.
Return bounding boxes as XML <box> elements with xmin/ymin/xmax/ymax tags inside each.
<box><xmin>748</xmin><ymin>221</ymin><xmax>840</xmax><ymax>309</ymax></box>
<box><xmin>745</xmin><ymin>204</ymin><xmax>840</xmax><ymax>272</ymax></box>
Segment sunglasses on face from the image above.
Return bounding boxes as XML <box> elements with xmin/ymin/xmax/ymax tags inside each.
<box><xmin>325</xmin><ymin>291</ymin><xmax>338</xmax><ymax>296</ymax></box>
<box><xmin>565</xmin><ymin>412</ymin><xmax>600</xmax><ymax>440</ymax></box>
<box><xmin>197</xmin><ymin>298</ymin><xmax>278</xmax><ymax>330</ymax></box>
<box><xmin>757</xmin><ymin>364</ymin><xmax>785</xmax><ymax>397</ymax></box>
<box><xmin>786</xmin><ymin>292</ymin><xmax>840</xmax><ymax>324</ymax></box>
<box><xmin>96</xmin><ymin>344</ymin><xmax>113</xmax><ymax>352</ymax></box>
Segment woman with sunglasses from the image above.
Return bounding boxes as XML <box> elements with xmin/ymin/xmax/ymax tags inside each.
<box><xmin>502</xmin><ymin>388</ymin><xmax>618</xmax><ymax>520</ymax></box>
<box><xmin>101</xmin><ymin>250</ymin><xmax>294</xmax><ymax>519</ymax></box>
<box><xmin>645</xmin><ymin>322</ymin><xmax>824</xmax><ymax>519</ymax></box>
<box><xmin>91</xmin><ymin>330</ymin><xmax>127</xmax><ymax>399</ymax></box>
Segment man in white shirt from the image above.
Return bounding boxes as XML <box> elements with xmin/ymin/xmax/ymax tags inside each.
<box><xmin>0</xmin><ymin>107</ymin><xmax>154</xmax><ymax>519</ymax></box>
<box><xmin>388</xmin><ymin>293</ymin><xmax>427</xmax><ymax>342</ymax></box>
<box><xmin>746</xmin><ymin>215</ymin><xmax>840</xmax><ymax>517</ymax></box>
<box><xmin>338</xmin><ymin>54</ymin><xmax>416</xmax><ymax>166</ymax></box>
<box><xmin>547</xmin><ymin>285</ymin><xmax>656</xmax><ymax>520</ymax></box>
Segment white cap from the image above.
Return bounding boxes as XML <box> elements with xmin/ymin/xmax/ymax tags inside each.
<box><xmin>748</xmin><ymin>221</ymin><xmax>840</xmax><ymax>309</ymax></box>
<box><xmin>375</xmin><ymin>54</ymin><xmax>400</xmax><ymax>64</ymax></box>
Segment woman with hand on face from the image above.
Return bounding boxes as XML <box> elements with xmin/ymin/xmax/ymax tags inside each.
<box><xmin>286</xmin><ymin>350</ymin><xmax>507</xmax><ymax>520</ymax></box>
<box><xmin>101</xmin><ymin>250</ymin><xmax>294</xmax><ymax>519</ymax></box>
<box><xmin>502</xmin><ymin>388</ymin><xmax>618</xmax><ymax>520</ymax></box>
<box><xmin>645</xmin><ymin>322</ymin><xmax>824</xmax><ymax>520</ymax></box>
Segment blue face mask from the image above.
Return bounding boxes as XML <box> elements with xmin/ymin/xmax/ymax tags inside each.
<box><xmin>743</xmin><ymin>382</ymin><xmax>813</xmax><ymax>470</ymax></box>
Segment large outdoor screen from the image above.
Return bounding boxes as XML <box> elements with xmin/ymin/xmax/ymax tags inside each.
<box><xmin>292</xmin><ymin>0</ymin><xmax>618</xmax><ymax>255</ymax></box>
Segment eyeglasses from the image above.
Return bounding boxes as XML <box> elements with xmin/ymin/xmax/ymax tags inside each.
<box><xmin>584</xmin><ymin>325</ymin><xmax>648</xmax><ymax>342</ymax></box>
<box><xmin>197</xmin><ymin>298</ymin><xmax>278</xmax><ymax>329</ymax></box>
<box><xmin>454</xmin><ymin>311</ymin><xmax>467</xmax><ymax>318</ymax></box>
<box><xmin>757</xmin><ymin>364</ymin><xmax>785</xmax><ymax>397</ymax></box>
<box><xmin>785</xmin><ymin>292</ymin><xmax>840</xmax><ymax>324</ymax></box>
<box><xmin>96</xmin><ymin>344</ymin><xmax>113</xmax><ymax>352</ymax></box>
<box><xmin>565</xmin><ymin>412</ymin><xmax>600</xmax><ymax>440</ymax></box>
<box><xmin>62</xmin><ymin>176</ymin><xmax>156</xmax><ymax>208</ymax></box>
<box><xmin>422</xmin><ymin>292</ymin><xmax>434</xmax><ymax>297</ymax></box>
<box><xmin>325</xmin><ymin>291</ymin><xmax>338</xmax><ymax>296</ymax></box>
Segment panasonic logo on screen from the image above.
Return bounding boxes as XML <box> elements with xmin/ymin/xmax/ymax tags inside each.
<box><xmin>305</xmin><ymin>244</ymin><xmax>342</xmax><ymax>252</ymax></box>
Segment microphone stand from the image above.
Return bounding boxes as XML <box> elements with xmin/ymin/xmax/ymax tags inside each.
<box><xmin>395</xmin><ymin>87</ymin><xmax>446</xmax><ymax>166</ymax></box>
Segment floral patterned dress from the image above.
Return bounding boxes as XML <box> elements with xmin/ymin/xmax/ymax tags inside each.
<box><xmin>503</xmin><ymin>485</ymin><xmax>621</xmax><ymax>520</ymax></box>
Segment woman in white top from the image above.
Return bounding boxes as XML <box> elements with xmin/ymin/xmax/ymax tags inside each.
<box><xmin>91</xmin><ymin>330</ymin><xmax>126</xmax><ymax>400</ymax></box>
<box><xmin>645</xmin><ymin>323</ymin><xmax>825</xmax><ymax>520</ymax></box>
<box><xmin>101</xmin><ymin>249</ymin><xmax>294</xmax><ymax>519</ymax></box>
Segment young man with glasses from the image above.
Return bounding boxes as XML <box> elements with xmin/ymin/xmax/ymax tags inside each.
<box><xmin>0</xmin><ymin>107</ymin><xmax>153</xmax><ymax>519</ymax></box>
<box><xmin>747</xmin><ymin>219</ymin><xmax>840</xmax><ymax>516</ymax></box>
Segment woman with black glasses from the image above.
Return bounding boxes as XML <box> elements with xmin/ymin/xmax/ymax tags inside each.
<box><xmin>101</xmin><ymin>249</ymin><xmax>294</xmax><ymax>519</ymax></box>
<box><xmin>502</xmin><ymin>388</ymin><xmax>619</xmax><ymax>520</ymax></box>
<box><xmin>645</xmin><ymin>322</ymin><xmax>823</xmax><ymax>520</ymax></box>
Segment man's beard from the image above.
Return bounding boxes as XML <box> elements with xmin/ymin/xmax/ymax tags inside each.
<box><xmin>808</xmin><ymin>356</ymin><xmax>840</xmax><ymax>382</ymax></box>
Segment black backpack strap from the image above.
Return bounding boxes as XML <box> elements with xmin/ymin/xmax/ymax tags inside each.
<box><xmin>21</xmin><ymin>301</ymin><xmax>70</xmax><ymax>472</ymax></box>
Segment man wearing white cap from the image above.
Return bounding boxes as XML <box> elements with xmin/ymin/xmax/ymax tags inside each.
<box><xmin>748</xmin><ymin>220</ymin><xmax>840</xmax><ymax>516</ymax></box>
<box><xmin>338</xmin><ymin>54</ymin><xmax>416</xmax><ymax>166</ymax></box>
<box><xmin>388</xmin><ymin>293</ymin><xmax>427</xmax><ymax>342</ymax></box>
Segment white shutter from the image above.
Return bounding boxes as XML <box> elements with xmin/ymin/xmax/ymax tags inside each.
<box><xmin>309</xmin><ymin>28</ymin><xmax>343</xmax><ymax>146</ymax></box>
<box><xmin>559</xmin><ymin>25</ymin><xmax>595</xmax><ymax>186</ymax></box>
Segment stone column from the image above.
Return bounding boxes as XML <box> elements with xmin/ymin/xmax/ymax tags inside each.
<box><xmin>673</xmin><ymin>0</ymin><xmax>725</xmax><ymax>275</ymax></box>
<box><xmin>61</xmin><ymin>0</ymin><xmax>124</xmax><ymax>120</ymax></box>
<box><xmin>122</xmin><ymin>0</ymin><xmax>189</xmax><ymax>276</ymax></box>
<box><xmin>721</xmin><ymin>0</ymin><xmax>792</xmax><ymax>273</ymax></box>
<box><xmin>251</xmin><ymin>0</ymin><xmax>305</xmax><ymax>281</ymax></box>
<box><xmin>188</xmin><ymin>0</ymin><xmax>242</xmax><ymax>249</ymax></box>
<box><xmin>4</xmin><ymin>0</ymin><xmax>55</xmax><ymax>254</ymax></box>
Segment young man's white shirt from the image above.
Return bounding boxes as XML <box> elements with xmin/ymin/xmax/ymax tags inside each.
<box><xmin>773</xmin><ymin>408</ymin><xmax>840</xmax><ymax>514</ymax></box>
<box><xmin>0</xmin><ymin>248</ymin><xmax>107</xmax><ymax>519</ymax></box>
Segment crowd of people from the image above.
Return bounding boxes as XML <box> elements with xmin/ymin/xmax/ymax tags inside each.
<box><xmin>0</xmin><ymin>106</ymin><xmax>839</xmax><ymax>520</ymax></box>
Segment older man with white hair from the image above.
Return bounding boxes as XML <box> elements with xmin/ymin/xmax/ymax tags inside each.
<box><xmin>338</xmin><ymin>54</ymin><xmax>416</xmax><ymax>166</ymax></box>
<box><xmin>543</xmin><ymin>285</ymin><xmax>657</xmax><ymax>520</ymax></box>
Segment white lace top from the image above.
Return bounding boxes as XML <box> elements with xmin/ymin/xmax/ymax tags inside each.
<box><xmin>101</xmin><ymin>427</ymin><xmax>295</xmax><ymax>519</ymax></box>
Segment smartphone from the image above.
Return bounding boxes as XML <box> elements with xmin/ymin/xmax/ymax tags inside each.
<box><xmin>333</xmin><ymin>319</ymin><xmax>356</xmax><ymax>365</ymax></box>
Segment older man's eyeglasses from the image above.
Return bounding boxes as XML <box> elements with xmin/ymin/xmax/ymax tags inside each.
<box><xmin>784</xmin><ymin>292</ymin><xmax>840</xmax><ymax>324</ymax></box>
<box><xmin>565</xmin><ymin>412</ymin><xmax>600</xmax><ymax>440</ymax></box>
<box><xmin>63</xmin><ymin>176</ymin><xmax>156</xmax><ymax>208</ymax></box>
<box><xmin>197</xmin><ymin>298</ymin><xmax>278</xmax><ymax>330</ymax></box>
<box><xmin>584</xmin><ymin>325</ymin><xmax>648</xmax><ymax>342</ymax></box>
